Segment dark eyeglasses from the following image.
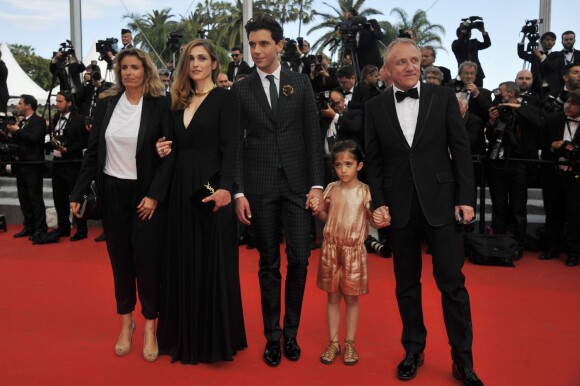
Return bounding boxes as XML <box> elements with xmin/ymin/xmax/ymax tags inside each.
<box><xmin>231</xmin><ymin>54</ymin><xmax>240</xmax><ymax>58</ymax></box>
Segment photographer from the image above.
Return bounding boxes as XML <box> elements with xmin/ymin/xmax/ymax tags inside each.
<box><xmin>350</xmin><ymin>64</ymin><xmax>381</xmax><ymax>110</ymax></box>
<box><xmin>309</xmin><ymin>53</ymin><xmax>338</xmax><ymax>93</ymax></box>
<box><xmin>452</xmin><ymin>17</ymin><xmax>491</xmax><ymax>87</ymax></box>
<box><xmin>486</xmin><ymin>81</ymin><xmax>542</xmax><ymax>259</ymax></box>
<box><xmin>50</xmin><ymin>46</ymin><xmax>86</xmax><ymax>108</ymax></box>
<box><xmin>543</xmin><ymin>63</ymin><xmax>580</xmax><ymax>114</ymax></box>
<box><xmin>334</xmin><ymin>65</ymin><xmax>356</xmax><ymax>106</ymax></box>
<box><xmin>539</xmin><ymin>90</ymin><xmax>580</xmax><ymax>266</ymax></box>
<box><xmin>4</xmin><ymin>95</ymin><xmax>48</xmax><ymax>240</ymax></box>
<box><xmin>82</xmin><ymin>64</ymin><xmax>112</xmax><ymax>127</ymax></box>
<box><xmin>421</xmin><ymin>46</ymin><xmax>452</xmax><ymax>87</ymax></box>
<box><xmin>0</xmin><ymin>49</ymin><xmax>8</xmax><ymax>113</ymax></box>
<box><xmin>515</xmin><ymin>69</ymin><xmax>543</xmax><ymax>109</ymax></box>
<box><xmin>50</xmin><ymin>91</ymin><xmax>89</xmax><ymax>241</ymax></box>
<box><xmin>518</xmin><ymin>30</ymin><xmax>556</xmax><ymax>97</ymax></box>
<box><xmin>454</xmin><ymin>61</ymin><xmax>492</xmax><ymax>122</ymax></box>
<box><xmin>542</xmin><ymin>31</ymin><xmax>580</xmax><ymax>93</ymax></box>
<box><xmin>336</xmin><ymin>8</ymin><xmax>383</xmax><ymax>73</ymax></box>
<box><xmin>297</xmin><ymin>39</ymin><xmax>316</xmax><ymax>75</ymax></box>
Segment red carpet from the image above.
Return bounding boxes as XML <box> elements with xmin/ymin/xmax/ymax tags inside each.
<box><xmin>1</xmin><ymin>224</ymin><xmax>580</xmax><ymax>385</ymax></box>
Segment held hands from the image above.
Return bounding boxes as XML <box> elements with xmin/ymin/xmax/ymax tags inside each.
<box><xmin>137</xmin><ymin>196</ymin><xmax>158</xmax><ymax>220</ymax></box>
<box><xmin>235</xmin><ymin>196</ymin><xmax>252</xmax><ymax>225</ymax></box>
<box><xmin>202</xmin><ymin>189</ymin><xmax>231</xmax><ymax>213</ymax></box>
<box><xmin>156</xmin><ymin>137</ymin><xmax>172</xmax><ymax>158</ymax></box>
<box><xmin>372</xmin><ymin>206</ymin><xmax>391</xmax><ymax>228</ymax></box>
<box><xmin>306</xmin><ymin>188</ymin><xmax>324</xmax><ymax>216</ymax></box>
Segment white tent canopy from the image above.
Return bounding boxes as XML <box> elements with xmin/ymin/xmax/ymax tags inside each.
<box><xmin>1</xmin><ymin>41</ymin><xmax>50</xmax><ymax>105</ymax></box>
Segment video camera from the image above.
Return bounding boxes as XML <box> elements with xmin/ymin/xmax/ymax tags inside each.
<box><xmin>544</xmin><ymin>92</ymin><xmax>567</xmax><ymax>113</ymax></box>
<box><xmin>337</xmin><ymin>16</ymin><xmax>370</xmax><ymax>45</ymax></box>
<box><xmin>398</xmin><ymin>29</ymin><xmax>412</xmax><ymax>39</ymax></box>
<box><xmin>166</xmin><ymin>31</ymin><xmax>183</xmax><ymax>53</ymax></box>
<box><xmin>521</xmin><ymin>19</ymin><xmax>543</xmax><ymax>53</ymax></box>
<box><xmin>316</xmin><ymin>90</ymin><xmax>332</xmax><ymax>110</ymax></box>
<box><xmin>0</xmin><ymin>112</ymin><xmax>16</xmax><ymax>131</ymax></box>
<box><xmin>460</xmin><ymin>16</ymin><xmax>484</xmax><ymax>32</ymax></box>
<box><xmin>58</xmin><ymin>40</ymin><xmax>75</xmax><ymax>59</ymax></box>
<box><xmin>96</xmin><ymin>38</ymin><xmax>119</xmax><ymax>68</ymax></box>
<box><xmin>0</xmin><ymin>112</ymin><xmax>18</xmax><ymax>157</ymax></box>
<box><xmin>557</xmin><ymin>139</ymin><xmax>580</xmax><ymax>162</ymax></box>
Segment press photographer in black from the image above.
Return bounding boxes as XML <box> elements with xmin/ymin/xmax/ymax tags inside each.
<box><xmin>82</xmin><ymin>64</ymin><xmax>112</xmax><ymax>127</ymax></box>
<box><xmin>518</xmin><ymin>23</ymin><xmax>556</xmax><ymax>97</ymax></box>
<box><xmin>486</xmin><ymin>81</ymin><xmax>542</xmax><ymax>259</ymax></box>
<box><xmin>542</xmin><ymin>31</ymin><xmax>580</xmax><ymax>93</ymax></box>
<box><xmin>4</xmin><ymin>95</ymin><xmax>48</xmax><ymax>240</ymax></box>
<box><xmin>338</xmin><ymin>8</ymin><xmax>383</xmax><ymax>72</ymax></box>
<box><xmin>309</xmin><ymin>53</ymin><xmax>338</xmax><ymax>93</ymax></box>
<box><xmin>454</xmin><ymin>61</ymin><xmax>492</xmax><ymax>122</ymax></box>
<box><xmin>50</xmin><ymin>91</ymin><xmax>89</xmax><ymax>241</ymax></box>
<box><xmin>544</xmin><ymin>63</ymin><xmax>580</xmax><ymax>114</ymax></box>
<box><xmin>538</xmin><ymin>89</ymin><xmax>580</xmax><ymax>267</ymax></box>
<box><xmin>50</xmin><ymin>42</ymin><xmax>86</xmax><ymax>109</ymax></box>
<box><xmin>452</xmin><ymin>17</ymin><xmax>491</xmax><ymax>87</ymax></box>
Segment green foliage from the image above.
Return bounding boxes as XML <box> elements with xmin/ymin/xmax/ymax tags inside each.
<box><xmin>384</xmin><ymin>8</ymin><xmax>446</xmax><ymax>51</ymax></box>
<box><xmin>9</xmin><ymin>44</ymin><xmax>52</xmax><ymax>90</ymax></box>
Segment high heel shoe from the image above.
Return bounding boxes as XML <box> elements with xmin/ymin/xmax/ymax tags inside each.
<box><xmin>115</xmin><ymin>321</ymin><xmax>136</xmax><ymax>357</ymax></box>
<box><xmin>143</xmin><ymin>331</ymin><xmax>159</xmax><ymax>362</ymax></box>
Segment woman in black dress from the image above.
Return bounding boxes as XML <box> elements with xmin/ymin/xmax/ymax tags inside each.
<box><xmin>156</xmin><ymin>39</ymin><xmax>247</xmax><ymax>364</ymax></box>
<box><xmin>71</xmin><ymin>48</ymin><xmax>173</xmax><ymax>361</ymax></box>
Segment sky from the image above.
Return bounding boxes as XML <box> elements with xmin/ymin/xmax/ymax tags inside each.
<box><xmin>0</xmin><ymin>0</ymin><xmax>579</xmax><ymax>91</ymax></box>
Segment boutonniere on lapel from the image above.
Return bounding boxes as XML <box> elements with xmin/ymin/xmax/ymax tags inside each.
<box><xmin>282</xmin><ymin>84</ymin><xmax>294</xmax><ymax>97</ymax></box>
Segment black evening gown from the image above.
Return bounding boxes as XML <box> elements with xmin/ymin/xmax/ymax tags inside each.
<box><xmin>157</xmin><ymin>88</ymin><xmax>247</xmax><ymax>364</ymax></box>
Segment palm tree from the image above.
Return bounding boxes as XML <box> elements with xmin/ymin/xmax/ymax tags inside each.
<box><xmin>384</xmin><ymin>8</ymin><xmax>446</xmax><ymax>50</ymax></box>
<box><xmin>306</xmin><ymin>0</ymin><xmax>383</xmax><ymax>57</ymax></box>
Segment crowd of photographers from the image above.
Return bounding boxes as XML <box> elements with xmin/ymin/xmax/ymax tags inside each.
<box><xmin>1</xmin><ymin>13</ymin><xmax>579</xmax><ymax>266</ymax></box>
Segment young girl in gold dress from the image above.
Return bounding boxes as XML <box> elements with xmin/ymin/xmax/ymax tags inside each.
<box><xmin>310</xmin><ymin>140</ymin><xmax>389</xmax><ymax>365</ymax></box>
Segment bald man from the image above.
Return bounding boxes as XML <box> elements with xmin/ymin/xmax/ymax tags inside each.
<box><xmin>217</xmin><ymin>72</ymin><xmax>230</xmax><ymax>88</ymax></box>
<box><xmin>516</xmin><ymin>69</ymin><xmax>542</xmax><ymax>108</ymax></box>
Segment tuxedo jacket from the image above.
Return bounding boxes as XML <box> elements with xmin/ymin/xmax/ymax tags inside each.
<box><xmin>0</xmin><ymin>60</ymin><xmax>8</xmax><ymax>109</ymax></box>
<box><xmin>541</xmin><ymin>112</ymin><xmax>580</xmax><ymax>160</ymax></box>
<box><xmin>232</xmin><ymin>68</ymin><xmax>324</xmax><ymax>195</ymax></box>
<box><xmin>13</xmin><ymin>113</ymin><xmax>46</xmax><ymax>165</ymax></box>
<box><xmin>365</xmin><ymin>83</ymin><xmax>475</xmax><ymax>227</ymax></box>
<box><xmin>50</xmin><ymin>61</ymin><xmax>86</xmax><ymax>99</ymax></box>
<box><xmin>71</xmin><ymin>93</ymin><xmax>173</xmax><ymax>204</ymax></box>
<box><xmin>51</xmin><ymin>111</ymin><xmax>89</xmax><ymax>160</ymax></box>
<box><xmin>517</xmin><ymin>43</ymin><xmax>545</xmax><ymax>95</ymax></box>
<box><xmin>227</xmin><ymin>60</ymin><xmax>252</xmax><ymax>82</ymax></box>
<box><xmin>542</xmin><ymin>49</ymin><xmax>580</xmax><ymax>92</ymax></box>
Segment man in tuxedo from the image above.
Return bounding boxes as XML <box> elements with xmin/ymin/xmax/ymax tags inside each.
<box><xmin>227</xmin><ymin>46</ymin><xmax>251</xmax><ymax>85</ymax></box>
<box><xmin>518</xmin><ymin>31</ymin><xmax>556</xmax><ymax>97</ymax></box>
<box><xmin>50</xmin><ymin>50</ymin><xmax>86</xmax><ymax>109</ymax></box>
<box><xmin>0</xmin><ymin>49</ymin><xmax>8</xmax><ymax>113</ymax></box>
<box><xmin>5</xmin><ymin>95</ymin><xmax>48</xmax><ymax>239</ymax></box>
<box><xmin>515</xmin><ymin>69</ymin><xmax>543</xmax><ymax>109</ymax></box>
<box><xmin>50</xmin><ymin>91</ymin><xmax>89</xmax><ymax>240</ymax></box>
<box><xmin>120</xmin><ymin>29</ymin><xmax>134</xmax><ymax>50</ymax></box>
<box><xmin>335</xmin><ymin>65</ymin><xmax>356</xmax><ymax>106</ymax></box>
<box><xmin>544</xmin><ymin>63</ymin><xmax>580</xmax><ymax>114</ymax></box>
<box><xmin>455</xmin><ymin>61</ymin><xmax>492</xmax><ymax>122</ymax></box>
<box><xmin>366</xmin><ymin>39</ymin><xmax>483</xmax><ymax>385</ymax></box>
<box><xmin>232</xmin><ymin>14</ymin><xmax>324</xmax><ymax>367</ymax></box>
<box><xmin>542</xmin><ymin>31</ymin><xmax>580</xmax><ymax>93</ymax></box>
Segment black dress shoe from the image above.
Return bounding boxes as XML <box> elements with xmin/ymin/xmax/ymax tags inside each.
<box><xmin>566</xmin><ymin>253</ymin><xmax>579</xmax><ymax>267</ymax></box>
<box><xmin>452</xmin><ymin>363</ymin><xmax>484</xmax><ymax>386</ymax></box>
<box><xmin>14</xmin><ymin>228</ymin><xmax>33</xmax><ymax>238</ymax></box>
<box><xmin>70</xmin><ymin>232</ymin><xmax>87</xmax><ymax>241</ymax></box>
<box><xmin>513</xmin><ymin>246</ymin><xmax>523</xmax><ymax>261</ymax></box>
<box><xmin>94</xmin><ymin>232</ymin><xmax>106</xmax><ymax>242</ymax></box>
<box><xmin>539</xmin><ymin>249</ymin><xmax>558</xmax><ymax>260</ymax></box>
<box><xmin>397</xmin><ymin>352</ymin><xmax>424</xmax><ymax>380</ymax></box>
<box><xmin>283</xmin><ymin>336</ymin><xmax>301</xmax><ymax>361</ymax></box>
<box><xmin>263</xmin><ymin>341</ymin><xmax>281</xmax><ymax>367</ymax></box>
<box><xmin>57</xmin><ymin>228</ymin><xmax>71</xmax><ymax>237</ymax></box>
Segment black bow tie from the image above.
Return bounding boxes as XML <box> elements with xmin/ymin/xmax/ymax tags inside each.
<box><xmin>234</xmin><ymin>63</ymin><xmax>239</xmax><ymax>67</ymax></box>
<box><xmin>563</xmin><ymin>49</ymin><xmax>573</xmax><ymax>54</ymax></box>
<box><xmin>395</xmin><ymin>88</ymin><xmax>419</xmax><ymax>102</ymax></box>
<box><xmin>567</xmin><ymin>118</ymin><xmax>580</xmax><ymax>123</ymax></box>
<box><xmin>342</xmin><ymin>90</ymin><xmax>352</xmax><ymax>96</ymax></box>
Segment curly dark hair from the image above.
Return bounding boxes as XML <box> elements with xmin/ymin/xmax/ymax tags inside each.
<box><xmin>245</xmin><ymin>15</ymin><xmax>284</xmax><ymax>43</ymax></box>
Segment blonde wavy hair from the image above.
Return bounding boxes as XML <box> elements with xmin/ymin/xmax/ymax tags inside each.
<box><xmin>102</xmin><ymin>48</ymin><xmax>165</xmax><ymax>98</ymax></box>
<box><xmin>171</xmin><ymin>39</ymin><xmax>220</xmax><ymax>111</ymax></box>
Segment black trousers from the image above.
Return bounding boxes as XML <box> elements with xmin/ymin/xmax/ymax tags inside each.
<box><xmin>51</xmin><ymin>161</ymin><xmax>87</xmax><ymax>233</ymax></box>
<box><xmin>15</xmin><ymin>165</ymin><xmax>47</xmax><ymax>233</ymax></box>
<box><xmin>102</xmin><ymin>174</ymin><xmax>165</xmax><ymax>319</ymax></box>
<box><xmin>247</xmin><ymin>169</ymin><xmax>311</xmax><ymax>342</ymax></box>
<box><xmin>390</xmin><ymin>188</ymin><xmax>474</xmax><ymax>368</ymax></box>
<box><xmin>487</xmin><ymin>162</ymin><xmax>527</xmax><ymax>246</ymax></box>
<box><xmin>541</xmin><ymin>167</ymin><xmax>580</xmax><ymax>254</ymax></box>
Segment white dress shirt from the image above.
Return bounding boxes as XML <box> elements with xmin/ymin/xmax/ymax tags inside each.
<box><xmin>393</xmin><ymin>81</ymin><xmax>421</xmax><ymax>146</ymax></box>
<box><xmin>256</xmin><ymin>64</ymin><xmax>281</xmax><ymax>108</ymax></box>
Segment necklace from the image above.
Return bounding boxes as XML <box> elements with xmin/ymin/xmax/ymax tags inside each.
<box><xmin>193</xmin><ymin>83</ymin><xmax>217</xmax><ymax>96</ymax></box>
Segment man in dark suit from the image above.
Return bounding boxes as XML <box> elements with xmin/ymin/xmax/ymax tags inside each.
<box><xmin>0</xmin><ymin>49</ymin><xmax>8</xmax><ymax>113</ymax></box>
<box><xmin>421</xmin><ymin>46</ymin><xmax>452</xmax><ymax>87</ymax></box>
<box><xmin>542</xmin><ymin>31</ymin><xmax>580</xmax><ymax>93</ymax></box>
<box><xmin>5</xmin><ymin>95</ymin><xmax>48</xmax><ymax>239</ymax></box>
<box><xmin>120</xmin><ymin>29</ymin><xmax>134</xmax><ymax>50</ymax></box>
<box><xmin>227</xmin><ymin>46</ymin><xmax>252</xmax><ymax>85</ymax></box>
<box><xmin>452</xmin><ymin>23</ymin><xmax>491</xmax><ymax>87</ymax></box>
<box><xmin>518</xmin><ymin>31</ymin><xmax>557</xmax><ymax>97</ymax></box>
<box><xmin>366</xmin><ymin>39</ymin><xmax>483</xmax><ymax>385</ymax></box>
<box><xmin>50</xmin><ymin>91</ymin><xmax>89</xmax><ymax>240</ymax></box>
<box><xmin>232</xmin><ymin>15</ymin><xmax>324</xmax><ymax>367</ymax></box>
<box><xmin>454</xmin><ymin>61</ymin><xmax>492</xmax><ymax>123</ymax></box>
<box><xmin>50</xmin><ymin>50</ymin><xmax>86</xmax><ymax>109</ymax></box>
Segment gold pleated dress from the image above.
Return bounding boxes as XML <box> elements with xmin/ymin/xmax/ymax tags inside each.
<box><xmin>316</xmin><ymin>181</ymin><xmax>372</xmax><ymax>296</ymax></box>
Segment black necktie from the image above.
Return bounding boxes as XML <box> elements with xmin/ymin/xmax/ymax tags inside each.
<box><xmin>395</xmin><ymin>88</ymin><xmax>419</xmax><ymax>103</ymax></box>
<box><xmin>266</xmin><ymin>75</ymin><xmax>278</xmax><ymax>116</ymax></box>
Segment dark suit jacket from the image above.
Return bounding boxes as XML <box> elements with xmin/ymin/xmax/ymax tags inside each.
<box><xmin>452</xmin><ymin>33</ymin><xmax>491</xmax><ymax>80</ymax></box>
<box><xmin>337</xmin><ymin>108</ymin><xmax>364</xmax><ymax>146</ymax></box>
<box><xmin>232</xmin><ymin>68</ymin><xmax>324</xmax><ymax>195</ymax></box>
<box><xmin>50</xmin><ymin>61</ymin><xmax>86</xmax><ymax>99</ymax></box>
<box><xmin>51</xmin><ymin>111</ymin><xmax>89</xmax><ymax>160</ymax></box>
<box><xmin>227</xmin><ymin>60</ymin><xmax>252</xmax><ymax>82</ymax></box>
<box><xmin>517</xmin><ymin>43</ymin><xmax>545</xmax><ymax>95</ymax></box>
<box><xmin>542</xmin><ymin>49</ymin><xmax>580</xmax><ymax>92</ymax></box>
<box><xmin>467</xmin><ymin>87</ymin><xmax>492</xmax><ymax>123</ymax></box>
<box><xmin>365</xmin><ymin>83</ymin><xmax>475</xmax><ymax>227</ymax></box>
<box><xmin>356</xmin><ymin>19</ymin><xmax>384</xmax><ymax>69</ymax></box>
<box><xmin>13</xmin><ymin>113</ymin><xmax>46</xmax><ymax>166</ymax></box>
<box><xmin>540</xmin><ymin>112</ymin><xmax>579</xmax><ymax>160</ymax></box>
<box><xmin>71</xmin><ymin>94</ymin><xmax>173</xmax><ymax>204</ymax></box>
<box><xmin>0</xmin><ymin>60</ymin><xmax>8</xmax><ymax>111</ymax></box>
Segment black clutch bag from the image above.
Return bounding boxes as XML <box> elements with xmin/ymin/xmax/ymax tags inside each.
<box><xmin>191</xmin><ymin>174</ymin><xmax>219</xmax><ymax>213</ymax></box>
<box><xmin>79</xmin><ymin>180</ymin><xmax>102</xmax><ymax>220</ymax></box>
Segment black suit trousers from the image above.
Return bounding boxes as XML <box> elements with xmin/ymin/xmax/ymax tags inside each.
<box><xmin>52</xmin><ymin>162</ymin><xmax>87</xmax><ymax>233</ymax></box>
<box><xmin>15</xmin><ymin>165</ymin><xmax>47</xmax><ymax>233</ymax></box>
<box><xmin>390</xmin><ymin>187</ymin><xmax>473</xmax><ymax>368</ymax></box>
<box><xmin>102</xmin><ymin>174</ymin><xmax>164</xmax><ymax>319</ymax></box>
<box><xmin>246</xmin><ymin>169</ymin><xmax>311</xmax><ymax>342</ymax></box>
